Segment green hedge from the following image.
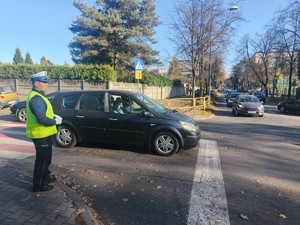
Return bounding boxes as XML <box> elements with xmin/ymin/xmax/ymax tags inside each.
<box><xmin>0</xmin><ymin>64</ymin><xmax>179</xmax><ymax>87</ymax></box>
<box><xmin>122</xmin><ymin>72</ymin><xmax>176</xmax><ymax>87</ymax></box>
<box><xmin>0</xmin><ymin>64</ymin><xmax>115</xmax><ymax>81</ymax></box>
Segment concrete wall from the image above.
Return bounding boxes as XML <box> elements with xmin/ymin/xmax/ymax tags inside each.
<box><xmin>0</xmin><ymin>79</ymin><xmax>185</xmax><ymax>99</ymax></box>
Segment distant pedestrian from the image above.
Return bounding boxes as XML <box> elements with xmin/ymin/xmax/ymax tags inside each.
<box><xmin>189</xmin><ymin>88</ymin><xmax>192</xmax><ymax>96</ymax></box>
<box><xmin>26</xmin><ymin>71</ymin><xmax>62</xmax><ymax>192</ymax></box>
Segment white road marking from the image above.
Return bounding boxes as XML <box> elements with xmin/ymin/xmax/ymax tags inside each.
<box><xmin>0</xmin><ymin>122</ymin><xmax>34</xmax><ymax>159</ymax></box>
<box><xmin>187</xmin><ymin>139</ymin><xmax>230</xmax><ymax>225</ymax></box>
<box><xmin>0</xmin><ymin>150</ymin><xmax>34</xmax><ymax>159</ymax></box>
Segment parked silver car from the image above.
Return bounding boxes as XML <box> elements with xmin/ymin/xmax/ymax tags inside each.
<box><xmin>232</xmin><ymin>95</ymin><xmax>264</xmax><ymax>117</ymax></box>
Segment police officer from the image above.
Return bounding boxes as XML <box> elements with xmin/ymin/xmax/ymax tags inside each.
<box><xmin>26</xmin><ymin>71</ymin><xmax>62</xmax><ymax>192</ymax></box>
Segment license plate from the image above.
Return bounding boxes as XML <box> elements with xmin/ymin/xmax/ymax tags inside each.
<box><xmin>248</xmin><ymin>110</ymin><xmax>256</xmax><ymax>113</ymax></box>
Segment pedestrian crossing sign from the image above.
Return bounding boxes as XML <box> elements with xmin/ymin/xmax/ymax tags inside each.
<box><xmin>135</xmin><ymin>59</ymin><xmax>143</xmax><ymax>71</ymax></box>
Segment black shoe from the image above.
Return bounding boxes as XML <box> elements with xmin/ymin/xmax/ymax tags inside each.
<box><xmin>32</xmin><ymin>184</ymin><xmax>54</xmax><ymax>192</ymax></box>
<box><xmin>48</xmin><ymin>175</ymin><xmax>57</xmax><ymax>183</ymax></box>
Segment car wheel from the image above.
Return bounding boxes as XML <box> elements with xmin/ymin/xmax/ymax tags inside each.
<box><xmin>152</xmin><ymin>132</ymin><xmax>179</xmax><ymax>156</ymax></box>
<box><xmin>17</xmin><ymin>108</ymin><xmax>26</xmax><ymax>123</ymax></box>
<box><xmin>233</xmin><ymin>108</ymin><xmax>239</xmax><ymax>116</ymax></box>
<box><xmin>56</xmin><ymin>125</ymin><xmax>77</xmax><ymax>148</ymax></box>
<box><xmin>279</xmin><ymin>106</ymin><xmax>286</xmax><ymax>113</ymax></box>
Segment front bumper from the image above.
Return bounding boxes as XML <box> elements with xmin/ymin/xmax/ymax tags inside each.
<box><xmin>238</xmin><ymin>108</ymin><xmax>264</xmax><ymax>116</ymax></box>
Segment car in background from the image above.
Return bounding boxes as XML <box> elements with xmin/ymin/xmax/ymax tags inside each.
<box><xmin>226</xmin><ymin>92</ymin><xmax>241</xmax><ymax>107</ymax></box>
<box><xmin>209</xmin><ymin>90</ymin><xmax>216</xmax><ymax>98</ymax></box>
<box><xmin>195</xmin><ymin>89</ymin><xmax>201</xmax><ymax>97</ymax></box>
<box><xmin>250</xmin><ymin>91</ymin><xmax>266</xmax><ymax>103</ymax></box>
<box><xmin>10</xmin><ymin>92</ymin><xmax>57</xmax><ymax>122</ymax></box>
<box><xmin>0</xmin><ymin>86</ymin><xmax>19</xmax><ymax>109</ymax></box>
<box><xmin>225</xmin><ymin>89</ymin><xmax>238</xmax><ymax>99</ymax></box>
<box><xmin>277</xmin><ymin>98</ymin><xmax>300</xmax><ymax>114</ymax></box>
<box><xmin>51</xmin><ymin>90</ymin><xmax>201</xmax><ymax>156</ymax></box>
<box><xmin>232</xmin><ymin>94</ymin><xmax>264</xmax><ymax>117</ymax></box>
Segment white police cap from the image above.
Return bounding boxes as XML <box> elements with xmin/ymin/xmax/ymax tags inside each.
<box><xmin>29</xmin><ymin>71</ymin><xmax>49</xmax><ymax>83</ymax></box>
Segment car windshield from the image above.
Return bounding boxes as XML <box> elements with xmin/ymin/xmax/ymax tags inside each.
<box><xmin>135</xmin><ymin>93</ymin><xmax>167</xmax><ymax>113</ymax></box>
<box><xmin>240</xmin><ymin>97</ymin><xmax>260</xmax><ymax>103</ymax></box>
<box><xmin>230</xmin><ymin>93</ymin><xmax>239</xmax><ymax>97</ymax></box>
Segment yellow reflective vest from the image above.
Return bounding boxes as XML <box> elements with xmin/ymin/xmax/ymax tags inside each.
<box><xmin>26</xmin><ymin>91</ymin><xmax>57</xmax><ymax>138</ymax></box>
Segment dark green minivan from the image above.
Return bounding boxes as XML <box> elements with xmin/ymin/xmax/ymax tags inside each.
<box><xmin>53</xmin><ymin>90</ymin><xmax>201</xmax><ymax>156</ymax></box>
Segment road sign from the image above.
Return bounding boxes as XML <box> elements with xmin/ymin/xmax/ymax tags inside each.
<box><xmin>135</xmin><ymin>59</ymin><xmax>143</xmax><ymax>71</ymax></box>
<box><xmin>135</xmin><ymin>70</ymin><xmax>142</xmax><ymax>79</ymax></box>
<box><xmin>272</xmin><ymin>79</ymin><xmax>278</xmax><ymax>84</ymax></box>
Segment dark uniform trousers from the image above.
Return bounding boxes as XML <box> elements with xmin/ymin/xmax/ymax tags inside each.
<box><xmin>32</xmin><ymin>135</ymin><xmax>53</xmax><ymax>188</ymax></box>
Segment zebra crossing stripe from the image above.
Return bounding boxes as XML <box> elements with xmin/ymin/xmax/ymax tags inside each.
<box><xmin>187</xmin><ymin>139</ymin><xmax>230</xmax><ymax>225</ymax></box>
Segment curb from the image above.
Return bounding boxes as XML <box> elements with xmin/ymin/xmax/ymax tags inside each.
<box><xmin>58</xmin><ymin>182</ymin><xmax>99</xmax><ymax>225</ymax></box>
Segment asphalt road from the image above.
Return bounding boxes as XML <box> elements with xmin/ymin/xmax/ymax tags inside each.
<box><xmin>0</xmin><ymin>96</ymin><xmax>299</xmax><ymax>225</ymax></box>
<box><xmin>201</xmin><ymin>96</ymin><xmax>300</xmax><ymax>225</ymax></box>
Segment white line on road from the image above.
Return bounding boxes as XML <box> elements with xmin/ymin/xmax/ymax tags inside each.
<box><xmin>0</xmin><ymin>150</ymin><xmax>34</xmax><ymax>159</ymax></box>
<box><xmin>187</xmin><ymin>139</ymin><xmax>230</xmax><ymax>225</ymax></box>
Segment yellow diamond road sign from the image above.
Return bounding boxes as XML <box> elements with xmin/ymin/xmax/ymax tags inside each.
<box><xmin>135</xmin><ymin>70</ymin><xmax>142</xmax><ymax>79</ymax></box>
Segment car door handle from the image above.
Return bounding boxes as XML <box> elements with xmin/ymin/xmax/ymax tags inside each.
<box><xmin>75</xmin><ymin>115</ymin><xmax>84</xmax><ymax>118</ymax></box>
<box><xmin>109</xmin><ymin>118</ymin><xmax>118</xmax><ymax>121</ymax></box>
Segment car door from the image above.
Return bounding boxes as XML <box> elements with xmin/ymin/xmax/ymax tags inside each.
<box><xmin>291</xmin><ymin>99</ymin><xmax>300</xmax><ymax>113</ymax></box>
<box><xmin>73</xmin><ymin>92</ymin><xmax>108</xmax><ymax>142</ymax></box>
<box><xmin>107</xmin><ymin>93</ymin><xmax>152</xmax><ymax>145</ymax></box>
<box><xmin>286</xmin><ymin>99</ymin><xmax>296</xmax><ymax>112</ymax></box>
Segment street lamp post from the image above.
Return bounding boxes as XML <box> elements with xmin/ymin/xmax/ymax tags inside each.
<box><xmin>208</xmin><ymin>5</ymin><xmax>238</xmax><ymax>97</ymax></box>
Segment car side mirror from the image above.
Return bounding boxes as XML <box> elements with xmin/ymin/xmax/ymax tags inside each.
<box><xmin>143</xmin><ymin>110</ymin><xmax>154</xmax><ymax>118</ymax></box>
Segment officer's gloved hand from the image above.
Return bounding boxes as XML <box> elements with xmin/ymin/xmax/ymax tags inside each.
<box><xmin>54</xmin><ymin>114</ymin><xmax>63</xmax><ymax>125</ymax></box>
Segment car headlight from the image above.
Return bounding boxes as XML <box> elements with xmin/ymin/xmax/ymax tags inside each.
<box><xmin>180</xmin><ymin>121</ymin><xmax>197</xmax><ymax>132</ymax></box>
<box><xmin>238</xmin><ymin>104</ymin><xmax>245</xmax><ymax>108</ymax></box>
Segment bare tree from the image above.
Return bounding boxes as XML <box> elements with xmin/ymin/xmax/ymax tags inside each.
<box><xmin>272</xmin><ymin>0</ymin><xmax>300</xmax><ymax>98</ymax></box>
<box><xmin>235</xmin><ymin>27</ymin><xmax>280</xmax><ymax>96</ymax></box>
<box><xmin>169</xmin><ymin>0</ymin><xmax>242</xmax><ymax>97</ymax></box>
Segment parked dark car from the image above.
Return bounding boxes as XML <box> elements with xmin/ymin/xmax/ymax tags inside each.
<box><xmin>277</xmin><ymin>98</ymin><xmax>300</xmax><ymax>114</ymax></box>
<box><xmin>232</xmin><ymin>95</ymin><xmax>264</xmax><ymax>117</ymax></box>
<box><xmin>226</xmin><ymin>92</ymin><xmax>241</xmax><ymax>107</ymax></box>
<box><xmin>250</xmin><ymin>91</ymin><xmax>266</xmax><ymax>103</ymax></box>
<box><xmin>10</xmin><ymin>92</ymin><xmax>57</xmax><ymax>122</ymax></box>
<box><xmin>0</xmin><ymin>86</ymin><xmax>19</xmax><ymax>109</ymax></box>
<box><xmin>51</xmin><ymin>90</ymin><xmax>201</xmax><ymax>156</ymax></box>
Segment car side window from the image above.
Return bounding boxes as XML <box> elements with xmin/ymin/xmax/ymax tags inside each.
<box><xmin>62</xmin><ymin>94</ymin><xmax>80</xmax><ymax>109</ymax></box>
<box><xmin>79</xmin><ymin>93</ymin><xmax>104</xmax><ymax>111</ymax></box>
<box><xmin>110</xmin><ymin>94</ymin><xmax>143</xmax><ymax>115</ymax></box>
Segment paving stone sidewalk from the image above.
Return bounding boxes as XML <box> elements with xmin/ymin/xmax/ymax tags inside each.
<box><xmin>0</xmin><ymin>158</ymin><xmax>98</xmax><ymax>225</ymax></box>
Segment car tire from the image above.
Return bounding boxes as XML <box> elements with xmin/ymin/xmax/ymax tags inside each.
<box><xmin>232</xmin><ymin>108</ymin><xmax>239</xmax><ymax>116</ymax></box>
<box><xmin>279</xmin><ymin>106</ymin><xmax>286</xmax><ymax>113</ymax></box>
<box><xmin>56</xmin><ymin>125</ymin><xmax>77</xmax><ymax>148</ymax></box>
<box><xmin>152</xmin><ymin>132</ymin><xmax>179</xmax><ymax>156</ymax></box>
<box><xmin>17</xmin><ymin>107</ymin><xmax>26</xmax><ymax>123</ymax></box>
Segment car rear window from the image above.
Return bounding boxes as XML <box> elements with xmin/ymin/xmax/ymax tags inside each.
<box><xmin>0</xmin><ymin>86</ymin><xmax>15</xmax><ymax>93</ymax></box>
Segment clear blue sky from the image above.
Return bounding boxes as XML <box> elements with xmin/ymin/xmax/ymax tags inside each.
<box><xmin>0</xmin><ymin>0</ymin><xmax>288</xmax><ymax>72</ymax></box>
